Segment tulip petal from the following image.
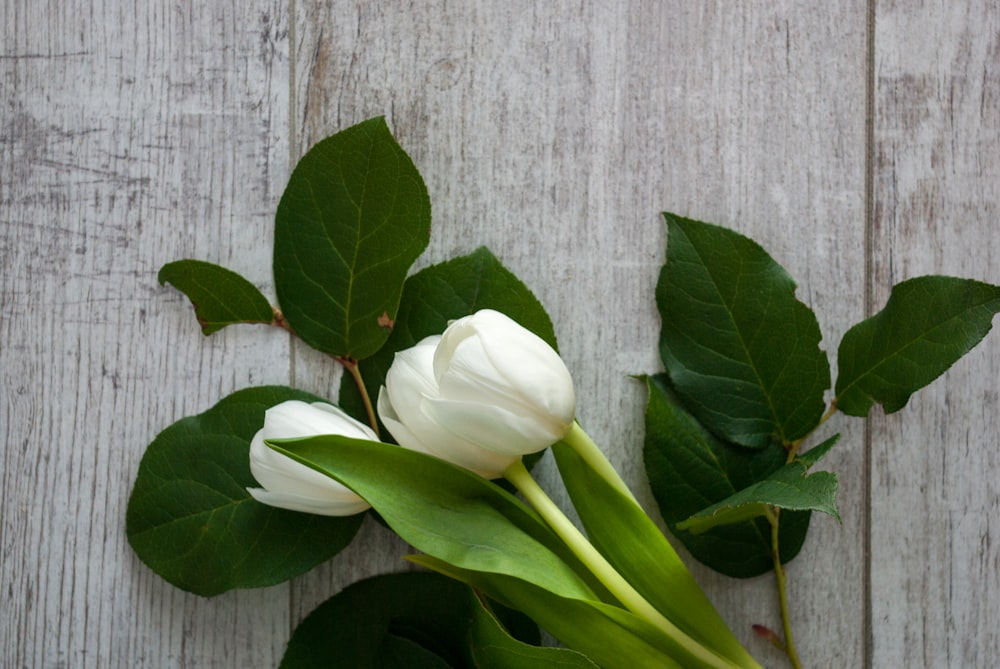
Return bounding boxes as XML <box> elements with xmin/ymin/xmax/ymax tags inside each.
<box><xmin>379</xmin><ymin>385</ymin><xmax>514</xmax><ymax>478</ymax></box>
<box><xmin>247</xmin><ymin>487</ymin><xmax>370</xmax><ymax>517</ymax></box>
<box><xmin>422</xmin><ymin>394</ymin><xmax>562</xmax><ymax>456</ymax></box>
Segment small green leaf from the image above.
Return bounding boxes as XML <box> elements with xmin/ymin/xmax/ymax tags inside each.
<box><xmin>642</xmin><ymin>375</ymin><xmax>810</xmax><ymax>578</ymax></box>
<box><xmin>126</xmin><ymin>387</ymin><xmax>363</xmax><ymax>596</ymax></box>
<box><xmin>274</xmin><ymin>117</ymin><xmax>431</xmax><ymax>359</ymax></box>
<box><xmin>271</xmin><ymin>436</ymin><xmax>599</xmax><ymax>602</ymax></box>
<box><xmin>551</xmin><ymin>441</ymin><xmax>758</xmax><ymax>669</ymax></box>
<box><xmin>795</xmin><ymin>433</ymin><xmax>840</xmax><ymax>468</ymax></box>
<box><xmin>677</xmin><ymin>464</ymin><xmax>839</xmax><ymax>534</ymax></box>
<box><xmin>656</xmin><ymin>213</ymin><xmax>830</xmax><ymax>447</ymax></box>
<box><xmin>339</xmin><ymin>247</ymin><xmax>557</xmax><ymax>427</ymax></box>
<box><xmin>835</xmin><ymin>276</ymin><xmax>1000</xmax><ymax>416</ymax></box>
<box><xmin>278</xmin><ymin>572</ymin><xmax>545</xmax><ymax>669</ymax></box>
<box><xmin>158</xmin><ymin>259</ymin><xmax>274</xmax><ymax>334</ymax></box>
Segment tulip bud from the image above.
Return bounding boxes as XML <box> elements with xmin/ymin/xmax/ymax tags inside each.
<box><xmin>247</xmin><ymin>400</ymin><xmax>374</xmax><ymax>516</ymax></box>
<box><xmin>378</xmin><ymin>310</ymin><xmax>576</xmax><ymax>477</ymax></box>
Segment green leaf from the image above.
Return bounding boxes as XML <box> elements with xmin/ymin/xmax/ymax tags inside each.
<box><xmin>551</xmin><ymin>442</ymin><xmax>758</xmax><ymax>669</ymax></box>
<box><xmin>642</xmin><ymin>375</ymin><xmax>810</xmax><ymax>578</ymax></box>
<box><xmin>467</xmin><ymin>590</ymin><xmax>600</xmax><ymax>669</ymax></box>
<box><xmin>677</xmin><ymin>463</ymin><xmax>840</xmax><ymax>534</ymax></box>
<box><xmin>339</xmin><ymin>246</ymin><xmax>557</xmax><ymax>427</ymax></box>
<box><xmin>656</xmin><ymin>213</ymin><xmax>830</xmax><ymax>448</ymax></box>
<box><xmin>270</xmin><ymin>436</ymin><xmax>600</xmax><ymax>602</ymax></box>
<box><xmin>835</xmin><ymin>276</ymin><xmax>1000</xmax><ymax>416</ymax></box>
<box><xmin>274</xmin><ymin>117</ymin><xmax>431</xmax><ymax>359</ymax></box>
<box><xmin>158</xmin><ymin>259</ymin><xmax>274</xmax><ymax>334</ymax></box>
<box><xmin>279</xmin><ymin>571</ymin><xmax>547</xmax><ymax>669</ymax></box>
<box><xmin>125</xmin><ymin>386</ymin><xmax>363</xmax><ymax>596</ymax></box>
<box><xmin>795</xmin><ymin>432</ymin><xmax>839</xmax><ymax>468</ymax></box>
<box><xmin>412</xmin><ymin>556</ymin><xmax>706</xmax><ymax>669</ymax></box>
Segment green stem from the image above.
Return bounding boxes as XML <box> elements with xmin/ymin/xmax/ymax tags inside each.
<box><xmin>336</xmin><ymin>357</ymin><xmax>380</xmax><ymax>438</ymax></box>
<box><xmin>504</xmin><ymin>460</ymin><xmax>738</xmax><ymax>669</ymax></box>
<box><xmin>562</xmin><ymin>421</ymin><xmax>637</xmax><ymax>503</ymax></box>
<box><xmin>766</xmin><ymin>507</ymin><xmax>802</xmax><ymax>669</ymax></box>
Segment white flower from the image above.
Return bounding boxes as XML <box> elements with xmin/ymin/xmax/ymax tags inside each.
<box><xmin>378</xmin><ymin>309</ymin><xmax>576</xmax><ymax>477</ymax></box>
<box><xmin>247</xmin><ymin>400</ymin><xmax>374</xmax><ymax>516</ymax></box>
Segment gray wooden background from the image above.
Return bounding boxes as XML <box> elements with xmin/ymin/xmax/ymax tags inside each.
<box><xmin>2</xmin><ymin>2</ymin><xmax>998</xmax><ymax>667</ymax></box>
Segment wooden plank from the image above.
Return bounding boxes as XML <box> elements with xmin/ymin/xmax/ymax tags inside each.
<box><xmin>291</xmin><ymin>3</ymin><xmax>868</xmax><ymax>667</ymax></box>
<box><xmin>871</xmin><ymin>1</ymin><xmax>1000</xmax><ymax>666</ymax></box>
<box><xmin>1</xmin><ymin>1</ymin><xmax>293</xmax><ymax>666</ymax></box>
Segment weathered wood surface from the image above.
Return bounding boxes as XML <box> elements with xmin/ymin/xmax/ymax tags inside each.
<box><xmin>1</xmin><ymin>2</ymin><xmax>996</xmax><ymax>667</ymax></box>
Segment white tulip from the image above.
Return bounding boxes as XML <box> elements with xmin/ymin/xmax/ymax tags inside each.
<box><xmin>247</xmin><ymin>400</ymin><xmax>374</xmax><ymax>516</ymax></box>
<box><xmin>378</xmin><ymin>310</ymin><xmax>576</xmax><ymax>477</ymax></box>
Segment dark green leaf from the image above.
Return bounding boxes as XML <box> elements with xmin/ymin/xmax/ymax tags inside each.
<box><xmin>279</xmin><ymin>572</ymin><xmax>544</xmax><ymax>669</ymax></box>
<box><xmin>158</xmin><ymin>259</ymin><xmax>274</xmax><ymax>334</ymax></box>
<box><xmin>271</xmin><ymin>436</ymin><xmax>600</xmax><ymax>602</ymax></box>
<box><xmin>274</xmin><ymin>117</ymin><xmax>431</xmax><ymax>359</ymax></box>
<box><xmin>551</xmin><ymin>442</ymin><xmax>758</xmax><ymax>669</ymax></box>
<box><xmin>642</xmin><ymin>375</ymin><xmax>810</xmax><ymax>578</ymax></box>
<box><xmin>339</xmin><ymin>246</ymin><xmax>556</xmax><ymax>428</ymax></box>
<box><xmin>126</xmin><ymin>386</ymin><xmax>363</xmax><ymax>596</ymax></box>
<box><xmin>835</xmin><ymin>276</ymin><xmax>1000</xmax><ymax>416</ymax></box>
<box><xmin>677</xmin><ymin>463</ymin><xmax>839</xmax><ymax>534</ymax></box>
<box><xmin>656</xmin><ymin>213</ymin><xmax>830</xmax><ymax>447</ymax></box>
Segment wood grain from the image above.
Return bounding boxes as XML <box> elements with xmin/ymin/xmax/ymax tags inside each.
<box><xmin>871</xmin><ymin>1</ymin><xmax>1000</xmax><ymax>665</ymax></box>
<box><xmin>1</xmin><ymin>1</ymin><xmax>997</xmax><ymax>667</ymax></box>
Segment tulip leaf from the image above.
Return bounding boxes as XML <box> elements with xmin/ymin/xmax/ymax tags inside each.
<box><xmin>270</xmin><ymin>436</ymin><xmax>604</xmax><ymax>603</ymax></box>
<box><xmin>835</xmin><ymin>276</ymin><xmax>1000</xmax><ymax>417</ymax></box>
<box><xmin>677</xmin><ymin>463</ymin><xmax>840</xmax><ymax>535</ymax></box>
<box><xmin>656</xmin><ymin>213</ymin><xmax>830</xmax><ymax>448</ymax></box>
<box><xmin>126</xmin><ymin>386</ymin><xmax>363</xmax><ymax>596</ymax></box>
<box><xmin>158</xmin><ymin>259</ymin><xmax>275</xmax><ymax>334</ymax></box>
<box><xmin>412</xmin><ymin>556</ymin><xmax>724</xmax><ymax>669</ymax></box>
<box><xmin>274</xmin><ymin>116</ymin><xmax>431</xmax><ymax>360</ymax></box>
<box><xmin>551</xmin><ymin>442</ymin><xmax>758</xmax><ymax>669</ymax></box>
<box><xmin>642</xmin><ymin>374</ymin><xmax>810</xmax><ymax>578</ymax></box>
<box><xmin>279</xmin><ymin>572</ymin><xmax>555</xmax><ymax>669</ymax></box>
<box><xmin>339</xmin><ymin>246</ymin><xmax>557</xmax><ymax>433</ymax></box>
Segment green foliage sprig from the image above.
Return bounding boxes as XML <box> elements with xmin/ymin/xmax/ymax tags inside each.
<box><xmin>130</xmin><ymin>118</ymin><xmax>1000</xmax><ymax>668</ymax></box>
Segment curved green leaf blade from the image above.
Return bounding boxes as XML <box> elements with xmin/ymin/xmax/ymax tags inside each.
<box><xmin>339</xmin><ymin>246</ymin><xmax>556</xmax><ymax>427</ymax></box>
<box><xmin>656</xmin><ymin>213</ymin><xmax>830</xmax><ymax>447</ymax></box>
<box><xmin>642</xmin><ymin>375</ymin><xmax>810</xmax><ymax>578</ymax></box>
<box><xmin>835</xmin><ymin>276</ymin><xmax>1000</xmax><ymax>417</ymax></box>
<box><xmin>551</xmin><ymin>441</ymin><xmax>758</xmax><ymax>669</ymax></box>
<box><xmin>158</xmin><ymin>259</ymin><xmax>274</xmax><ymax>334</ymax></box>
<box><xmin>125</xmin><ymin>386</ymin><xmax>363</xmax><ymax>596</ymax></box>
<box><xmin>279</xmin><ymin>572</ymin><xmax>544</xmax><ymax>669</ymax></box>
<box><xmin>412</xmin><ymin>556</ymin><xmax>710</xmax><ymax>669</ymax></box>
<box><xmin>274</xmin><ymin>117</ymin><xmax>431</xmax><ymax>359</ymax></box>
<box><xmin>677</xmin><ymin>463</ymin><xmax>839</xmax><ymax>535</ymax></box>
<box><xmin>468</xmin><ymin>591</ymin><xmax>599</xmax><ymax>669</ymax></box>
<box><xmin>270</xmin><ymin>436</ymin><xmax>599</xmax><ymax>602</ymax></box>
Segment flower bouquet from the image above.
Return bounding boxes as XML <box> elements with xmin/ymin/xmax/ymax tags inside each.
<box><xmin>127</xmin><ymin>118</ymin><xmax>1000</xmax><ymax>668</ymax></box>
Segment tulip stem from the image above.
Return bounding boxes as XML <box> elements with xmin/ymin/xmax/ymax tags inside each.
<box><xmin>336</xmin><ymin>357</ymin><xmax>380</xmax><ymax>438</ymax></box>
<box><xmin>504</xmin><ymin>460</ymin><xmax>738</xmax><ymax>669</ymax></box>
<box><xmin>562</xmin><ymin>422</ymin><xmax>637</xmax><ymax>503</ymax></box>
